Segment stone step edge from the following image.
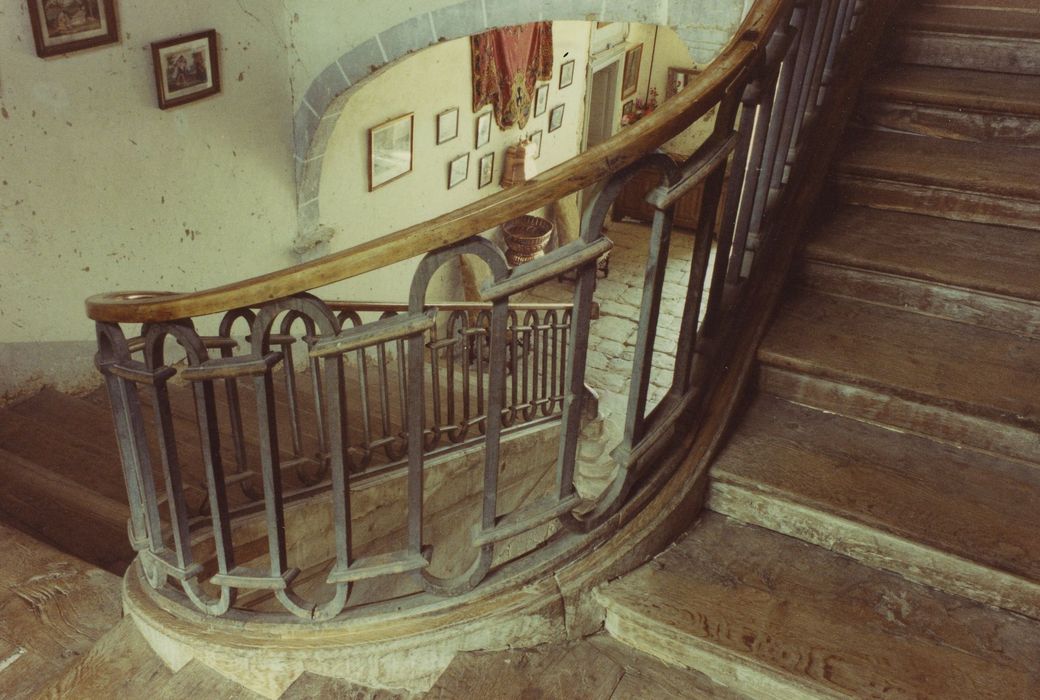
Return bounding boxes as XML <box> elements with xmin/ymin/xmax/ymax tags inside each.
<box><xmin>597</xmin><ymin>590</ymin><xmax>845</xmax><ymax>700</ymax></box>
<box><xmin>708</xmin><ymin>478</ymin><xmax>1040</xmax><ymax>620</ymax></box>
<box><xmin>798</xmin><ymin>260</ymin><xmax>1040</xmax><ymax>337</ymax></box>
<box><xmin>757</xmin><ymin>367</ymin><xmax>1040</xmax><ymax>468</ymax></box>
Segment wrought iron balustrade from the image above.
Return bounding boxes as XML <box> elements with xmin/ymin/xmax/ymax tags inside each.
<box><xmin>89</xmin><ymin>0</ymin><xmax>878</xmax><ymax>622</ymax></box>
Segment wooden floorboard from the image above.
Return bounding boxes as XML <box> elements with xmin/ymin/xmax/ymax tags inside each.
<box><xmin>864</xmin><ymin>64</ymin><xmax>1040</xmax><ymax>117</ymax></box>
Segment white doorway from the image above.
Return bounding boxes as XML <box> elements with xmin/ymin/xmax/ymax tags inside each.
<box><xmin>580</xmin><ymin>45</ymin><xmax>626</xmax><ymax>215</ymax></box>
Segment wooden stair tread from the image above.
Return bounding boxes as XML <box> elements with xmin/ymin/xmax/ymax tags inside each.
<box><xmin>838</xmin><ymin>129</ymin><xmax>1040</xmax><ymax>201</ymax></box>
<box><xmin>0</xmin><ymin>406</ymin><xmax>129</xmax><ymax>504</ymax></box>
<box><xmin>0</xmin><ymin>448</ymin><xmax>133</xmax><ymax>574</ymax></box>
<box><xmin>427</xmin><ymin>635</ymin><xmax>747</xmax><ymax>699</ymax></box>
<box><xmin>804</xmin><ymin>205</ymin><xmax>1040</xmax><ymax>303</ymax></box>
<box><xmin>865</xmin><ymin>64</ymin><xmax>1040</xmax><ymax>117</ymax></box>
<box><xmin>0</xmin><ymin>523</ymin><xmax>122</xmax><ymax>699</ymax></box>
<box><xmin>712</xmin><ymin>394</ymin><xmax>1040</xmax><ymax>582</ymax></box>
<box><xmin>899</xmin><ymin>4</ymin><xmax>1040</xmax><ymax>40</ymax></box>
<box><xmin>759</xmin><ymin>289</ymin><xmax>1040</xmax><ymax>431</ymax></box>
<box><xmin>599</xmin><ymin>514</ymin><xmax>1040</xmax><ymax>699</ymax></box>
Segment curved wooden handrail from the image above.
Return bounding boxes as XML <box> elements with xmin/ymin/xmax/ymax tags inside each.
<box><xmin>85</xmin><ymin>1</ymin><xmax>789</xmax><ymax>324</ymax></box>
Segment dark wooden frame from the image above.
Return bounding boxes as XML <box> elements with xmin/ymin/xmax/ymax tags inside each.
<box><xmin>478</xmin><ymin>152</ymin><xmax>495</xmax><ymax>189</ymax></box>
<box><xmin>621</xmin><ymin>43</ymin><xmax>643</xmax><ymax>99</ymax></box>
<box><xmin>559</xmin><ymin>59</ymin><xmax>575</xmax><ymax>89</ymax></box>
<box><xmin>475</xmin><ymin>111</ymin><xmax>492</xmax><ymax>148</ymax></box>
<box><xmin>448</xmin><ymin>153</ymin><xmax>470</xmax><ymax>189</ymax></box>
<box><xmin>528</xmin><ymin>129</ymin><xmax>543</xmax><ymax>159</ymax></box>
<box><xmin>368</xmin><ymin>113</ymin><xmax>415</xmax><ymax>191</ymax></box>
<box><xmin>151</xmin><ymin>30</ymin><xmax>221</xmax><ymax>110</ymax></box>
<box><xmin>436</xmin><ymin>107</ymin><xmax>459</xmax><ymax>145</ymax></box>
<box><xmin>27</xmin><ymin>0</ymin><xmax>119</xmax><ymax>58</ymax></box>
<box><xmin>534</xmin><ymin>84</ymin><xmax>549</xmax><ymax>117</ymax></box>
<box><xmin>548</xmin><ymin>104</ymin><xmax>565</xmax><ymax>133</ymax></box>
<box><xmin>666</xmin><ymin>67</ymin><xmax>700</xmax><ymax>99</ymax></box>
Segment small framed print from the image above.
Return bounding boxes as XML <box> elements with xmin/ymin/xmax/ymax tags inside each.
<box><xmin>369</xmin><ymin>113</ymin><xmax>414</xmax><ymax>191</ymax></box>
<box><xmin>27</xmin><ymin>0</ymin><xmax>119</xmax><ymax>58</ymax></box>
<box><xmin>559</xmin><ymin>59</ymin><xmax>575</xmax><ymax>89</ymax></box>
<box><xmin>475</xmin><ymin>111</ymin><xmax>492</xmax><ymax>148</ymax></box>
<box><xmin>152</xmin><ymin>30</ymin><xmax>221</xmax><ymax>110</ymax></box>
<box><xmin>621</xmin><ymin>43</ymin><xmax>643</xmax><ymax>99</ymax></box>
<box><xmin>548</xmin><ymin>104</ymin><xmax>565</xmax><ymax>133</ymax></box>
<box><xmin>534</xmin><ymin>84</ymin><xmax>549</xmax><ymax>118</ymax></box>
<box><xmin>437</xmin><ymin>107</ymin><xmax>459</xmax><ymax>145</ymax></box>
<box><xmin>478</xmin><ymin>152</ymin><xmax>494</xmax><ymax>189</ymax></box>
<box><xmin>622</xmin><ymin>100</ymin><xmax>635</xmax><ymax>117</ymax></box>
<box><xmin>666</xmin><ymin>66</ymin><xmax>700</xmax><ymax>98</ymax></box>
<box><xmin>528</xmin><ymin>129</ymin><xmax>543</xmax><ymax>159</ymax></box>
<box><xmin>448</xmin><ymin>153</ymin><xmax>470</xmax><ymax>189</ymax></box>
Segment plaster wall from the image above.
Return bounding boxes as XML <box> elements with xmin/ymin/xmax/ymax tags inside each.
<box><xmin>315</xmin><ymin>21</ymin><xmax>593</xmax><ymax>302</ymax></box>
<box><xmin>0</xmin><ymin>1</ymin><xmax>295</xmax><ymax>397</ymax></box>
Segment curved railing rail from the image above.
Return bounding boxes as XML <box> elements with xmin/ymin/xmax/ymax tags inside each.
<box><xmin>92</xmin><ymin>0</ymin><xmax>877</xmax><ymax>621</ymax></box>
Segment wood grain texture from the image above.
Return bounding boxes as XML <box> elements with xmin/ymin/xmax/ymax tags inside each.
<box><xmin>599</xmin><ymin>514</ymin><xmax>1040</xmax><ymax>700</ymax></box>
<box><xmin>710</xmin><ymin>394</ymin><xmax>1040</xmax><ymax>615</ymax></box>
<box><xmin>898</xmin><ymin>4</ymin><xmax>1040</xmax><ymax>40</ymax></box>
<box><xmin>0</xmin><ymin>523</ymin><xmax>122</xmax><ymax>699</ymax></box>
<box><xmin>803</xmin><ymin>205</ymin><xmax>1040</xmax><ymax>304</ymax></box>
<box><xmin>864</xmin><ymin>64</ymin><xmax>1040</xmax><ymax>118</ymax></box>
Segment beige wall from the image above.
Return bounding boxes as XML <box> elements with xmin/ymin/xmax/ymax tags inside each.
<box><xmin>316</xmin><ymin>21</ymin><xmax>593</xmax><ymax>303</ymax></box>
<box><xmin>0</xmin><ymin>1</ymin><xmax>296</xmax><ymax>396</ymax></box>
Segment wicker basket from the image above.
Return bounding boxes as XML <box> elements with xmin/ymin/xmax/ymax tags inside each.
<box><xmin>501</xmin><ymin>215</ymin><xmax>553</xmax><ymax>266</ymax></box>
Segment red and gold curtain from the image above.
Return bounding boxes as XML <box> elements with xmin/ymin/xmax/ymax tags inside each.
<box><xmin>471</xmin><ymin>22</ymin><xmax>553</xmax><ymax>130</ymax></box>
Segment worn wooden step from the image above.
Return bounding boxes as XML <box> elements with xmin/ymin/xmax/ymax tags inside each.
<box><xmin>597</xmin><ymin>513</ymin><xmax>1040</xmax><ymax>699</ymax></box>
<box><xmin>427</xmin><ymin>634</ymin><xmax>746</xmax><ymax>699</ymax></box>
<box><xmin>800</xmin><ymin>206</ymin><xmax>1040</xmax><ymax>337</ymax></box>
<box><xmin>0</xmin><ymin>523</ymin><xmax>123</xmax><ymax>699</ymax></box>
<box><xmin>758</xmin><ymin>289</ymin><xmax>1040</xmax><ymax>463</ymax></box>
<box><xmin>834</xmin><ymin>129</ymin><xmax>1040</xmax><ymax>230</ymax></box>
<box><xmin>893</xmin><ymin>5</ymin><xmax>1040</xmax><ymax>75</ymax></box>
<box><xmin>709</xmin><ymin>393</ymin><xmax>1040</xmax><ymax>618</ymax></box>
<box><xmin>0</xmin><ymin>448</ymin><xmax>133</xmax><ymax>574</ymax></box>
<box><xmin>859</xmin><ymin>64</ymin><xmax>1040</xmax><ymax>146</ymax></box>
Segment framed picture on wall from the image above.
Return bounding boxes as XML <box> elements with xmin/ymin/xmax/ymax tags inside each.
<box><xmin>368</xmin><ymin>113</ymin><xmax>414</xmax><ymax>191</ymax></box>
<box><xmin>478</xmin><ymin>152</ymin><xmax>494</xmax><ymax>189</ymax></box>
<box><xmin>622</xmin><ymin>100</ymin><xmax>635</xmax><ymax>117</ymax></box>
<box><xmin>436</xmin><ymin>107</ymin><xmax>459</xmax><ymax>145</ymax></box>
<box><xmin>475</xmin><ymin>111</ymin><xmax>492</xmax><ymax>148</ymax></box>
<box><xmin>528</xmin><ymin>129</ymin><xmax>543</xmax><ymax>159</ymax></box>
<box><xmin>151</xmin><ymin>30</ymin><xmax>221</xmax><ymax>110</ymax></box>
<box><xmin>27</xmin><ymin>0</ymin><xmax>119</xmax><ymax>58</ymax></box>
<box><xmin>559</xmin><ymin>59</ymin><xmax>575</xmax><ymax>89</ymax></box>
<box><xmin>534</xmin><ymin>84</ymin><xmax>549</xmax><ymax>117</ymax></box>
<box><xmin>666</xmin><ymin>66</ymin><xmax>700</xmax><ymax>98</ymax></box>
<box><xmin>548</xmin><ymin>104</ymin><xmax>565</xmax><ymax>133</ymax></box>
<box><xmin>448</xmin><ymin>153</ymin><xmax>470</xmax><ymax>189</ymax></box>
<box><xmin>621</xmin><ymin>43</ymin><xmax>643</xmax><ymax>99</ymax></box>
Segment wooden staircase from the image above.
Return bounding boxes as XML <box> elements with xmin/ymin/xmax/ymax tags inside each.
<box><xmin>599</xmin><ymin>1</ymin><xmax>1040</xmax><ymax>697</ymax></box>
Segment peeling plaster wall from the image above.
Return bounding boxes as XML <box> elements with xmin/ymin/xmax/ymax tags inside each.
<box><xmin>0</xmin><ymin>1</ymin><xmax>295</xmax><ymax>398</ymax></box>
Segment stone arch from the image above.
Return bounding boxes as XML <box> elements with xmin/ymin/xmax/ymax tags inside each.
<box><xmin>291</xmin><ymin>0</ymin><xmax>752</xmax><ymax>255</ymax></box>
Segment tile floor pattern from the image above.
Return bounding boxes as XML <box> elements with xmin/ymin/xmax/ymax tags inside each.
<box><xmin>519</xmin><ymin>220</ymin><xmax>708</xmax><ymax>497</ymax></box>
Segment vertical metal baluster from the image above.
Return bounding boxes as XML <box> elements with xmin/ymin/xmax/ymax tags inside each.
<box><xmin>308</xmin><ymin>353</ymin><xmax>327</xmax><ymax>463</ymax></box>
<box><xmin>353</xmin><ymin>343</ymin><xmax>374</xmax><ymax>462</ymax></box>
<box><xmin>768</xmin><ymin>1</ymin><xmax>814</xmax><ymax>190</ymax></box>
<box><xmin>281</xmin><ymin>341</ymin><xmax>304</xmax><ymax>458</ymax></box>
<box><xmin>480</xmin><ymin>299</ymin><xmax>509</xmax><ymax>536</ymax></box>
<box><xmin>474</xmin><ymin>323</ymin><xmax>487</xmax><ymax>433</ymax></box>
<box><xmin>446</xmin><ymin>314</ymin><xmax>458</xmax><ymax>439</ymax></box>
<box><xmin>539</xmin><ymin>311</ymin><xmax>551</xmax><ymax>416</ymax></box>
<box><xmin>559</xmin><ymin>309</ymin><xmax>571</xmax><ymax>411</ymax></box>
<box><xmin>505</xmin><ymin>309</ymin><xmax>520</xmax><ymax>426</ymax></box>
<box><xmin>405</xmin><ymin>330</ymin><xmax>426</xmax><ymax>565</ymax></box>
<box><xmin>324</xmin><ymin>351</ymin><xmax>352</xmax><ymax>585</ymax></box>
<box><xmin>820</xmin><ymin>0</ymin><xmax>855</xmax><ymax>102</ymax></box>
<box><xmin>151</xmin><ymin>374</ymin><xmax>193</xmax><ymax>570</ymax></box>
<box><xmin>547</xmin><ymin>310</ymin><xmax>560</xmax><ymax>414</ymax></box>
<box><xmin>696</xmin><ymin>89</ymin><xmax>747</xmax><ymax>337</ymax></box>
<box><xmin>428</xmin><ymin>325</ymin><xmax>444</xmax><ymax>446</ymax></box>
<box><xmin>621</xmin><ymin>195</ymin><xmax>676</xmax><ymax>452</ymax></box>
<box><xmin>527</xmin><ymin>310</ymin><xmax>541</xmax><ymax>421</ymax></box>
<box><xmin>805</xmin><ymin>0</ymin><xmax>842</xmax><ymax>123</ymax></box>
<box><xmin>192</xmin><ymin>376</ymin><xmax>237</xmax><ymax>579</ymax></box>
<box><xmin>787</xmin><ymin>0</ymin><xmax>833</xmax><ymax>164</ymax></box>
<box><xmin>376</xmin><ymin>338</ymin><xmax>394</xmax><ymax>455</ymax></box>
<box><xmin>395</xmin><ymin>335</ymin><xmax>409</xmax><ymax>446</ymax></box>
<box><xmin>254</xmin><ymin>361</ymin><xmax>290</xmax><ymax>582</ymax></box>
<box><xmin>520</xmin><ymin>317</ymin><xmax>532</xmax><ymax>420</ymax></box>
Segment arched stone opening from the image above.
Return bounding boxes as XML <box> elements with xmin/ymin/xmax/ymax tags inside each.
<box><xmin>291</xmin><ymin>0</ymin><xmax>752</xmax><ymax>256</ymax></box>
